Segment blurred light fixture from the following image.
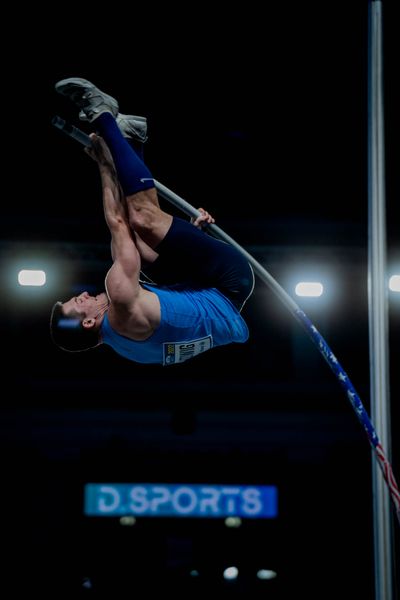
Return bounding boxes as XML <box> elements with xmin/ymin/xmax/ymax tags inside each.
<box><xmin>389</xmin><ymin>274</ymin><xmax>400</xmax><ymax>292</ymax></box>
<box><xmin>119</xmin><ymin>516</ymin><xmax>136</xmax><ymax>526</ymax></box>
<box><xmin>257</xmin><ymin>568</ymin><xmax>277</xmax><ymax>580</ymax></box>
<box><xmin>18</xmin><ymin>269</ymin><xmax>46</xmax><ymax>287</ymax></box>
<box><xmin>224</xmin><ymin>516</ymin><xmax>242</xmax><ymax>528</ymax></box>
<box><xmin>295</xmin><ymin>281</ymin><xmax>324</xmax><ymax>297</ymax></box>
<box><xmin>223</xmin><ymin>566</ymin><xmax>239</xmax><ymax>580</ymax></box>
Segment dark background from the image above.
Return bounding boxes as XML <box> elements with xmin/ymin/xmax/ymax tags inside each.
<box><xmin>1</xmin><ymin>1</ymin><xmax>399</xmax><ymax>597</ymax></box>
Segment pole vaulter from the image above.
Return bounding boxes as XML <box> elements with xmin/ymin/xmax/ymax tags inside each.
<box><xmin>53</xmin><ymin>116</ymin><xmax>400</xmax><ymax>524</ymax></box>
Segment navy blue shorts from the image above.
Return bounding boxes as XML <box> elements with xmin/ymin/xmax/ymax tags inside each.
<box><xmin>142</xmin><ymin>217</ymin><xmax>254</xmax><ymax>311</ymax></box>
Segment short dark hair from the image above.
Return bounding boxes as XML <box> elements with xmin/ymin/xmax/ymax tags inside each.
<box><xmin>50</xmin><ymin>301</ymin><xmax>100</xmax><ymax>352</ymax></box>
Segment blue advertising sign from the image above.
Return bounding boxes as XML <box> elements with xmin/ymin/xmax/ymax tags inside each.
<box><xmin>85</xmin><ymin>484</ymin><xmax>278</xmax><ymax>518</ymax></box>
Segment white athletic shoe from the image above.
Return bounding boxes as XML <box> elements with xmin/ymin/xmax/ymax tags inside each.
<box><xmin>55</xmin><ymin>77</ymin><xmax>119</xmax><ymax>122</ymax></box>
<box><xmin>116</xmin><ymin>113</ymin><xmax>148</xmax><ymax>143</ymax></box>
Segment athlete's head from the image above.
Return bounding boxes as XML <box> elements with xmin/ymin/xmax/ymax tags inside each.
<box><xmin>50</xmin><ymin>291</ymin><xmax>109</xmax><ymax>352</ymax></box>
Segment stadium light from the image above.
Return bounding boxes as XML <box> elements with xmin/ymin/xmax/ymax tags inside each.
<box><xmin>18</xmin><ymin>269</ymin><xmax>46</xmax><ymax>287</ymax></box>
<box><xmin>295</xmin><ymin>281</ymin><xmax>324</xmax><ymax>297</ymax></box>
<box><xmin>389</xmin><ymin>274</ymin><xmax>400</xmax><ymax>292</ymax></box>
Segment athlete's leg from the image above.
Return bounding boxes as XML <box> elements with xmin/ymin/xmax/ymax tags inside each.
<box><xmin>55</xmin><ymin>78</ymin><xmax>254</xmax><ymax>307</ymax></box>
<box><xmin>55</xmin><ymin>79</ymin><xmax>172</xmax><ymax>249</ymax></box>
<box><xmin>143</xmin><ymin>216</ymin><xmax>255</xmax><ymax>310</ymax></box>
<box><xmin>90</xmin><ymin>112</ymin><xmax>173</xmax><ymax>249</ymax></box>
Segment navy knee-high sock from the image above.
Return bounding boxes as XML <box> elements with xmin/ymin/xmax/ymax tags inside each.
<box><xmin>128</xmin><ymin>138</ymin><xmax>145</xmax><ymax>162</ymax></box>
<box><xmin>94</xmin><ymin>112</ymin><xmax>154</xmax><ymax>195</ymax></box>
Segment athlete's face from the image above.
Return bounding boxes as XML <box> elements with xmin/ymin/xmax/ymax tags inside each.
<box><xmin>62</xmin><ymin>291</ymin><xmax>109</xmax><ymax>322</ymax></box>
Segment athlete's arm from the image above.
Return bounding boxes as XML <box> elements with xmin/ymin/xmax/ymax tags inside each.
<box><xmin>86</xmin><ymin>134</ymin><xmax>141</xmax><ymax>304</ymax></box>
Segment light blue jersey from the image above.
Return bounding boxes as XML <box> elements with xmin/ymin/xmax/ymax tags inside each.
<box><xmin>100</xmin><ymin>284</ymin><xmax>249</xmax><ymax>365</ymax></box>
